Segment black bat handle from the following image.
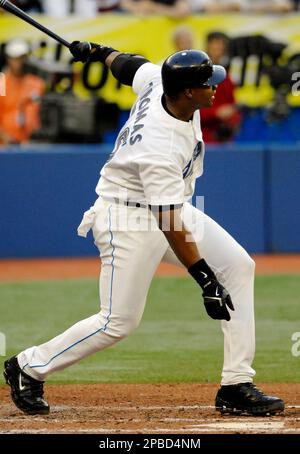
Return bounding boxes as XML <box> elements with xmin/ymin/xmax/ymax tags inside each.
<box><xmin>0</xmin><ymin>0</ymin><xmax>71</xmax><ymax>48</ymax></box>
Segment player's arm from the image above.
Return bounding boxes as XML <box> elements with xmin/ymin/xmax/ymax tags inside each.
<box><xmin>154</xmin><ymin>206</ymin><xmax>200</xmax><ymax>269</ymax></box>
<box><xmin>69</xmin><ymin>41</ymin><xmax>149</xmax><ymax>87</ymax></box>
<box><xmin>153</xmin><ymin>206</ymin><xmax>234</xmax><ymax>321</ymax></box>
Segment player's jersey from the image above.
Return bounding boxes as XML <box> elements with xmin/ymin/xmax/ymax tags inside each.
<box><xmin>96</xmin><ymin>63</ymin><xmax>205</xmax><ymax>206</ymax></box>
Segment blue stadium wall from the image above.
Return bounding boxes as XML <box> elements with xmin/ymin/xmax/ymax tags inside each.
<box><xmin>0</xmin><ymin>144</ymin><xmax>299</xmax><ymax>258</ymax></box>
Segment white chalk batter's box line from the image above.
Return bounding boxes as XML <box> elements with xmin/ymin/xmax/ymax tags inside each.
<box><xmin>1</xmin><ymin>410</ymin><xmax>299</xmax><ymax>434</ymax></box>
<box><xmin>1</xmin><ymin>410</ymin><xmax>298</xmax><ymax>433</ymax></box>
<box><xmin>22</xmin><ymin>404</ymin><xmax>300</xmax><ymax>412</ymax></box>
<box><xmin>1</xmin><ymin>404</ymin><xmax>300</xmax><ymax>413</ymax></box>
<box><xmin>1</xmin><ymin>427</ymin><xmax>300</xmax><ymax>434</ymax></box>
<box><xmin>0</xmin><ymin>416</ymin><xmax>299</xmax><ymax>423</ymax></box>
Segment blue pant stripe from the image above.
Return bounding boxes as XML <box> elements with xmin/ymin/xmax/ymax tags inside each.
<box><xmin>104</xmin><ymin>204</ymin><xmax>115</xmax><ymax>330</ymax></box>
<box><xmin>26</xmin><ymin>205</ymin><xmax>115</xmax><ymax>371</ymax></box>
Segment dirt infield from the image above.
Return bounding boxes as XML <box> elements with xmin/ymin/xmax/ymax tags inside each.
<box><xmin>0</xmin><ymin>383</ymin><xmax>299</xmax><ymax>434</ymax></box>
<box><xmin>0</xmin><ymin>254</ymin><xmax>300</xmax><ymax>282</ymax></box>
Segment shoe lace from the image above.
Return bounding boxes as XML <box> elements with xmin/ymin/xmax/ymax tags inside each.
<box><xmin>245</xmin><ymin>383</ymin><xmax>266</xmax><ymax>399</ymax></box>
<box><xmin>251</xmin><ymin>384</ymin><xmax>264</xmax><ymax>393</ymax></box>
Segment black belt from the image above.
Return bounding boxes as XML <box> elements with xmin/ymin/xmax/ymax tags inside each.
<box><xmin>101</xmin><ymin>197</ymin><xmax>147</xmax><ymax>209</ymax></box>
<box><xmin>101</xmin><ymin>197</ymin><xmax>183</xmax><ymax>211</ymax></box>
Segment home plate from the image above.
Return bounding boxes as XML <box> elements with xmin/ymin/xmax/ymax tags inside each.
<box><xmin>189</xmin><ymin>422</ymin><xmax>285</xmax><ymax>431</ymax></box>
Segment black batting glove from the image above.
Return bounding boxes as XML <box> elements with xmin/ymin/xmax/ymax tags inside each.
<box><xmin>202</xmin><ymin>280</ymin><xmax>234</xmax><ymax>321</ymax></box>
<box><xmin>188</xmin><ymin>259</ymin><xmax>235</xmax><ymax>321</ymax></box>
<box><xmin>70</xmin><ymin>41</ymin><xmax>117</xmax><ymax>64</ymax></box>
<box><xmin>70</xmin><ymin>41</ymin><xmax>92</xmax><ymax>62</ymax></box>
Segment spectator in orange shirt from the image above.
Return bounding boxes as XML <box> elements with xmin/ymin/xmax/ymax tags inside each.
<box><xmin>200</xmin><ymin>32</ymin><xmax>241</xmax><ymax>143</ymax></box>
<box><xmin>0</xmin><ymin>39</ymin><xmax>45</xmax><ymax>145</ymax></box>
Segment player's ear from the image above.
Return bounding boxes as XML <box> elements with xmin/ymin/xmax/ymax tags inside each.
<box><xmin>184</xmin><ymin>88</ymin><xmax>193</xmax><ymax>99</ymax></box>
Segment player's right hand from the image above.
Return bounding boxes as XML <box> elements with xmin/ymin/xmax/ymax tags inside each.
<box><xmin>202</xmin><ymin>280</ymin><xmax>234</xmax><ymax>321</ymax></box>
<box><xmin>70</xmin><ymin>41</ymin><xmax>92</xmax><ymax>63</ymax></box>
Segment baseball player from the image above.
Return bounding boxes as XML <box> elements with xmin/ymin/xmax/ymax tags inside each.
<box><xmin>4</xmin><ymin>42</ymin><xmax>284</xmax><ymax>416</ymax></box>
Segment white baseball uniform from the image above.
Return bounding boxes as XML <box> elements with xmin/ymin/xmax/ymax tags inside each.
<box><xmin>18</xmin><ymin>63</ymin><xmax>256</xmax><ymax>385</ymax></box>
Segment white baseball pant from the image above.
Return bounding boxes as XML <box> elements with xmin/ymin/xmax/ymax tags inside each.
<box><xmin>18</xmin><ymin>198</ymin><xmax>256</xmax><ymax>385</ymax></box>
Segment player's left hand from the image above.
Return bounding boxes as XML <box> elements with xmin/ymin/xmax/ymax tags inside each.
<box><xmin>70</xmin><ymin>41</ymin><xmax>92</xmax><ymax>62</ymax></box>
<box><xmin>188</xmin><ymin>258</ymin><xmax>235</xmax><ymax>321</ymax></box>
<box><xmin>202</xmin><ymin>280</ymin><xmax>234</xmax><ymax>321</ymax></box>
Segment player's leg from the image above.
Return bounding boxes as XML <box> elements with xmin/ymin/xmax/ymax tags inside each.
<box><xmin>17</xmin><ymin>206</ymin><xmax>167</xmax><ymax>381</ymax></box>
<box><xmin>162</xmin><ymin>203</ymin><xmax>284</xmax><ymax>414</ymax></box>
<box><xmin>162</xmin><ymin>202</ymin><xmax>255</xmax><ymax>385</ymax></box>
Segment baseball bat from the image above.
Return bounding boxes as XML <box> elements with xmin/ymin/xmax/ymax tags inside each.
<box><xmin>0</xmin><ymin>0</ymin><xmax>71</xmax><ymax>48</ymax></box>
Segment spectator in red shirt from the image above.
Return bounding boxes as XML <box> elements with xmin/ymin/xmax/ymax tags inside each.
<box><xmin>200</xmin><ymin>32</ymin><xmax>241</xmax><ymax>143</ymax></box>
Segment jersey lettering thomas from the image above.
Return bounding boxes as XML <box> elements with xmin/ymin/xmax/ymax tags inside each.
<box><xmin>96</xmin><ymin>63</ymin><xmax>205</xmax><ymax>206</ymax></box>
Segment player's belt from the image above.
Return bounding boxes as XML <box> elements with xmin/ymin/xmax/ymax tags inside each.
<box><xmin>101</xmin><ymin>196</ymin><xmax>147</xmax><ymax>209</ymax></box>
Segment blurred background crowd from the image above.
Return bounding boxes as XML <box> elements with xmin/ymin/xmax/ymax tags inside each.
<box><xmin>5</xmin><ymin>0</ymin><xmax>300</xmax><ymax>15</ymax></box>
<box><xmin>0</xmin><ymin>1</ymin><xmax>300</xmax><ymax>146</ymax></box>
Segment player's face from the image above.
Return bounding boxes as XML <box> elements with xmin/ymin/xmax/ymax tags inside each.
<box><xmin>192</xmin><ymin>85</ymin><xmax>217</xmax><ymax>108</ymax></box>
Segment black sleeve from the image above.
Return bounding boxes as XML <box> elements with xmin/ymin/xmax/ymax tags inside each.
<box><xmin>110</xmin><ymin>53</ymin><xmax>150</xmax><ymax>86</ymax></box>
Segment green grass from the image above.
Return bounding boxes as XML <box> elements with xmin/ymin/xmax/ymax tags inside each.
<box><xmin>0</xmin><ymin>275</ymin><xmax>299</xmax><ymax>383</ymax></box>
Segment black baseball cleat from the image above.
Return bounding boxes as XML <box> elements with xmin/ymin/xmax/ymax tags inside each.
<box><xmin>3</xmin><ymin>356</ymin><xmax>50</xmax><ymax>415</ymax></box>
<box><xmin>215</xmin><ymin>382</ymin><xmax>284</xmax><ymax>416</ymax></box>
